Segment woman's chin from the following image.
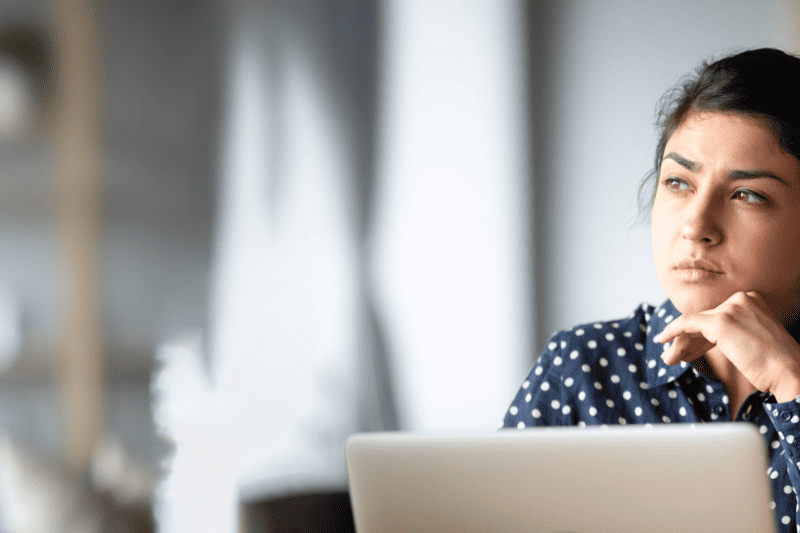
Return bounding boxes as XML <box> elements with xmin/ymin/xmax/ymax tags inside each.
<box><xmin>666</xmin><ymin>290</ymin><xmax>733</xmax><ymax>316</ymax></box>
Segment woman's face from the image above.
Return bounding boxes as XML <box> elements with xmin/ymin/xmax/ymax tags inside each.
<box><xmin>652</xmin><ymin>111</ymin><xmax>800</xmax><ymax>323</ymax></box>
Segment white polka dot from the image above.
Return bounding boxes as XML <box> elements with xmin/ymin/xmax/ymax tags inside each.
<box><xmin>588</xmin><ymin>340</ymin><xmax>597</xmax><ymax>349</ymax></box>
<box><xmin>623</xmin><ymin>331</ymin><xmax>632</xmax><ymax>338</ymax></box>
<box><xmin>668</xmin><ymin>390</ymin><xmax>677</xmax><ymax>399</ymax></box>
<box><xmin>548</xmin><ymin>341</ymin><xmax>557</xmax><ymax>351</ymax></box>
<box><xmin>783</xmin><ymin>516</ymin><xmax>791</xmax><ymax>525</ymax></box>
<box><xmin>541</xmin><ymin>382</ymin><xmax>550</xmax><ymax>391</ymax></box>
<box><xmin>560</xmin><ymin>340</ymin><xmax>567</xmax><ymax>349</ymax></box>
<box><xmin>771</xmin><ymin>470</ymin><xmax>780</xmax><ymax>479</ymax></box>
<box><xmin>553</xmin><ymin>356</ymin><xmax>563</xmax><ymax>366</ymax></box>
<box><xmin>599</xmin><ymin>357</ymin><xmax>608</xmax><ymax>367</ymax></box>
<box><xmin>534</xmin><ymin>366</ymin><xmax>543</xmax><ymax>376</ymax></box>
<box><xmin>651</xmin><ymin>398</ymin><xmax>660</xmax><ymax>406</ymax></box>
<box><xmin>628</xmin><ymin>364</ymin><xmax>637</xmax><ymax>373</ymax></box>
<box><xmin>635</xmin><ymin>343</ymin><xmax>644</xmax><ymax>351</ymax></box>
<box><xmin>657</xmin><ymin>368</ymin><xmax>666</xmax><ymax>377</ymax></box>
<box><xmin>647</xmin><ymin>325</ymin><xmax>652</xmax><ymax>334</ymax></box>
<box><xmin>578</xmin><ymin>421</ymin><xmax>586</xmax><ymax>428</ymax></box>
<box><xmin>788</xmin><ymin>435</ymin><xmax>795</xmax><ymax>444</ymax></box>
<box><xmin>679</xmin><ymin>361</ymin><xmax>688</xmax><ymax>368</ymax></box>
<box><xmin>793</xmin><ymin>415</ymin><xmax>800</xmax><ymax>424</ymax></box>
<box><xmin>611</xmin><ymin>322</ymin><xmax>619</xmax><ymax>328</ymax></box>
<box><xmin>640</xmin><ymin>324</ymin><xmax>646</xmax><ymax>332</ymax></box>
<box><xmin>658</xmin><ymin>308</ymin><xmax>666</xmax><ymax>317</ymax></box>
<box><xmin>635</xmin><ymin>407</ymin><xmax>643</xmax><ymax>416</ymax></box>
<box><xmin>594</xmin><ymin>382</ymin><xmax>603</xmax><ymax>390</ymax></box>
<box><xmin>722</xmin><ymin>395</ymin><xmax>729</xmax><ymax>404</ymax></box>
<box><xmin>647</xmin><ymin>360</ymin><xmax>656</xmax><ymax>369</ymax></box>
<box><xmin>618</xmin><ymin>417</ymin><xmax>627</xmax><ymax>425</ymax></box>
<box><xmin>522</xmin><ymin>380</ymin><xmax>530</xmax><ymax>389</ymax></box>
<box><xmin>697</xmin><ymin>393</ymin><xmax>706</xmax><ymax>402</ymax></box>
<box><xmin>786</xmin><ymin>485</ymin><xmax>793</xmax><ymax>495</ymax></box>
<box><xmin>769</xmin><ymin>501</ymin><xmax>777</xmax><ymax>510</ymax></box>
<box><xmin>679</xmin><ymin>407</ymin><xmax>687</xmax><ymax>416</ymax></box>
<box><xmin>623</xmin><ymin>391</ymin><xmax>632</xmax><ymax>400</ymax></box>
<box><xmin>639</xmin><ymin>382</ymin><xmax>649</xmax><ymax>390</ymax></box>
<box><xmin>570</xmin><ymin>350</ymin><xmax>579</xmax><ymax>360</ymax></box>
<box><xmin>525</xmin><ymin>393</ymin><xmax>532</xmax><ymax>403</ymax></box>
<box><xmin>611</xmin><ymin>375</ymin><xmax>620</xmax><ymax>384</ymax></box>
<box><xmin>667</xmin><ymin>376</ymin><xmax>676</xmax><ymax>383</ymax></box>
<box><xmin>578</xmin><ymin>391</ymin><xmax>586</xmax><ymax>401</ymax></box>
<box><xmin>581</xmin><ymin>364</ymin><xmax>591</xmax><ymax>373</ymax></box>
<box><xmin>532</xmin><ymin>409</ymin><xmax>541</xmax><ymax>418</ymax></box>
<box><xmin>606</xmin><ymin>399</ymin><xmax>615</xmax><ymax>408</ymax></box>
<box><xmin>551</xmin><ymin>399</ymin><xmax>560</xmax><ymax>410</ymax></box>
<box><xmin>710</xmin><ymin>413</ymin><xmax>719</xmax><ymax>420</ymax></box>
<box><xmin>706</xmin><ymin>385</ymin><xmax>714</xmax><ymax>394</ymax></box>
<box><xmin>662</xmin><ymin>415</ymin><xmax>671</xmax><ymax>423</ymax></box>
<box><xmin>772</xmin><ymin>440</ymin><xmax>781</xmax><ymax>449</ymax></box>
<box><xmin>605</xmin><ymin>333</ymin><xmax>615</xmax><ymax>341</ymax></box>
<box><xmin>760</xmin><ymin>425</ymin><xmax>768</xmax><ymax>434</ymax></box>
<box><xmin>594</xmin><ymin>323</ymin><xmax>602</xmax><ymax>329</ymax></box>
<box><xmin>617</xmin><ymin>347</ymin><xmax>626</xmax><ymax>356</ymax></box>
<box><xmin>510</xmin><ymin>406</ymin><xmax>518</xmax><ymax>415</ymax></box>
<box><xmin>665</xmin><ymin>315</ymin><xmax>674</xmax><ymax>323</ymax></box>
<box><xmin>589</xmin><ymin>406</ymin><xmax>598</xmax><ymax>416</ymax></box>
<box><xmin>564</xmin><ymin>377</ymin><xmax>574</xmax><ymax>387</ymax></box>
<box><xmin>562</xmin><ymin>405</ymin><xmax>571</xmax><ymax>415</ymax></box>
<box><xmin>575</xmin><ymin>328</ymin><xmax>585</xmax><ymax>336</ymax></box>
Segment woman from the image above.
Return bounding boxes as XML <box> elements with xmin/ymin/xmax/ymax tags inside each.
<box><xmin>504</xmin><ymin>48</ymin><xmax>800</xmax><ymax>532</ymax></box>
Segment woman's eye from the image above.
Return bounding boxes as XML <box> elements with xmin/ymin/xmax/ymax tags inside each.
<box><xmin>662</xmin><ymin>177</ymin><xmax>689</xmax><ymax>191</ymax></box>
<box><xmin>732</xmin><ymin>189</ymin><xmax>767</xmax><ymax>204</ymax></box>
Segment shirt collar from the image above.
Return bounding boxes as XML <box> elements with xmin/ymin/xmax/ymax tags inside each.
<box><xmin>643</xmin><ymin>299</ymin><xmax>694</xmax><ymax>387</ymax></box>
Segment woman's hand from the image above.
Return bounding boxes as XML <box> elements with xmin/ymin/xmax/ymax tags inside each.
<box><xmin>655</xmin><ymin>291</ymin><xmax>800</xmax><ymax>403</ymax></box>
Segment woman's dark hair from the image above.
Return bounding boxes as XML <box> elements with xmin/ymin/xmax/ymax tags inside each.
<box><xmin>639</xmin><ymin>48</ymin><xmax>800</xmax><ymax>213</ymax></box>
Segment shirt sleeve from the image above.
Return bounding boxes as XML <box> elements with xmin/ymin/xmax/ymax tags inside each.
<box><xmin>764</xmin><ymin>396</ymin><xmax>800</xmax><ymax>529</ymax></box>
<box><xmin>503</xmin><ymin>330</ymin><xmax>575</xmax><ymax>429</ymax></box>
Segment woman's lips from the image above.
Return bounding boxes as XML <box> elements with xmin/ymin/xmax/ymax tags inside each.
<box><xmin>673</xmin><ymin>259</ymin><xmax>724</xmax><ymax>282</ymax></box>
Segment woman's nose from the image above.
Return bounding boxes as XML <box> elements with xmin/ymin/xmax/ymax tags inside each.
<box><xmin>680</xmin><ymin>196</ymin><xmax>722</xmax><ymax>244</ymax></box>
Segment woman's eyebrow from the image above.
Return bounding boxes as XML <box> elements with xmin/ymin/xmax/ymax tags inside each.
<box><xmin>728</xmin><ymin>169</ymin><xmax>788</xmax><ymax>186</ymax></box>
<box><xmin>663</xmin><ymin>152</ymin><xmax>699</xmax><ymax>171</ymax></box>
<box><xmin>664</xmin><ymin>151</ymin><xmax>788</xmax><ymax>186</ymax></box>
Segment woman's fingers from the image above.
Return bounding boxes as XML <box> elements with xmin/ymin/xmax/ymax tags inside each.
<box><xmin>661</xmin><ymin>331</ymin><xmax>714</xmax><ymax>365</ymax></box>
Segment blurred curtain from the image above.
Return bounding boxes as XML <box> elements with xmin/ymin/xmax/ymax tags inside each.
<box><xmin>154</xmin><ymin>0</ymin><xmax>531</xmax><ymax>531</ymax></box>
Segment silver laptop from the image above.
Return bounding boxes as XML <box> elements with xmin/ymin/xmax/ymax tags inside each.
<box><xmin>346</xmin><ymin>423</ymin><xmax>777</xmax><ymax>533</ymax></box>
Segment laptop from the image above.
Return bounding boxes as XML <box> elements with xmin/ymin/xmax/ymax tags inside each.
<box><xmin>345</xmin><ymin>423</ymin><xmax>777</xmax><ymax>533</ymax></box>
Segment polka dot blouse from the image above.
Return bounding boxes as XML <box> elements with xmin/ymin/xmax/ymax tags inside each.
<box><xmin>504</xmin><ymin>300</ymin><xmax>800</xmax><ymax>533</ymax></box>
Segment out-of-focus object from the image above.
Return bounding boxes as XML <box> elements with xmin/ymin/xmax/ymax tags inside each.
<box><xmin>0</xmin><ymin>431</ymin><xmax>100</xmax><ymax>533</ymax></box>
<box><xmin>0</xmin><ymin>282</ymin><xmax>21</xmax><ymax>372</ymax></box>
<box><xmin>0</xmin><ymin>59</ymin><xmax>34</xmax><ymax>140</ymax></box>
<box><xmin>90</xmin><ymin>433</ymin><xmax>157</xmax><ymax>507</ymax></box>
<box><xmin>151</xmin><ymin>331</ymin><xmax>238</xmax><ymax>533</ymax></box>
<box><xmin>53</xmin><ymin>0</ymin><xmax>104</xmax><ymax>481</ymax></box>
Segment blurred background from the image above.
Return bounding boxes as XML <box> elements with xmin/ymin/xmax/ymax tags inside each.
<box><xmin>0</xmin><ymin>0</ymin><xmax>794</xmax><ymax>531</ymax></box>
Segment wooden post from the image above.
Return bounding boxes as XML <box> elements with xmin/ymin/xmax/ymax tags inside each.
<box><xmin>53</xmin><ymin>0</ymin><xmax>103</xmax><ymax>478</ymax></box>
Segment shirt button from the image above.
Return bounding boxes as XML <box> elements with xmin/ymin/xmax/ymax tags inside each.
<box><xmin>713</xmin><ymin>406</ymin><xmax>725</xmax><ymax>415</ymax></box>
<box><xmin>781</xmin><ymin>411</ymin><xmax>792</xmax><ymax>421</ymax></box>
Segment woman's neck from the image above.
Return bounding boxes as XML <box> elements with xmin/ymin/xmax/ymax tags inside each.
<box><xmin>693</xmin><ymin>349</ymin><xmax>756</xmax><ymax>421</ymax></box>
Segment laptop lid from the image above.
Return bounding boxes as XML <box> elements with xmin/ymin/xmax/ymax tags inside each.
<box><xmin>345</xmin><ymin>423</ymin><xmax>776</xmax><ymax>533</ymax></box>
